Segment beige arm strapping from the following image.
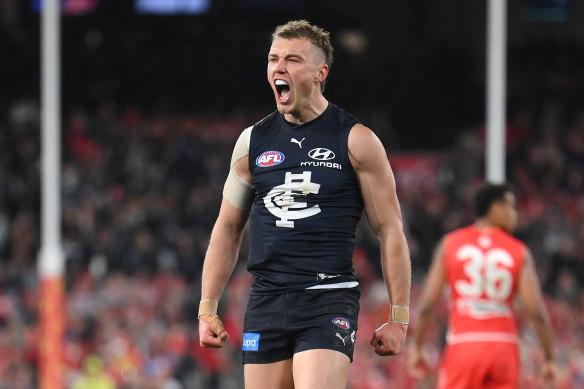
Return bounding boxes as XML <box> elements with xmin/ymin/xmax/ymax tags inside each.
<box><xmin>223</xmin><ymin>126</ymin><xmax>254</xmax><ymax>210</ymax></box>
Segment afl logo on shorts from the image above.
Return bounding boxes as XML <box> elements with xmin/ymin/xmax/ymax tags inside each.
<box><xmin>256</xmin><ymin>151</ymin><xmax>285</xmax><ymax>167</ymax></box>
<box><xmin>332</xmin><ymin>317</ymin><xmax>351</xmax><ymax>330</ymax></box>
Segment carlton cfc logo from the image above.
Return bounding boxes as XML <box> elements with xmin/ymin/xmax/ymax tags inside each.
<box><xmin>256</xmin><ymin>151</ymin><xmax>285</xmax><ymax>167</ymax></box>
<box><xmin>332</xmin><ymin>317</ymin><xmax>351</xmax><ymax>330</ymax></box>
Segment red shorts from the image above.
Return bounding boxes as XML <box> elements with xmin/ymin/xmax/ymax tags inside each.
<box><xmin>438</xmin><ymin>342</ymin><xmax>520</xmax><ymax>389</ymax></box>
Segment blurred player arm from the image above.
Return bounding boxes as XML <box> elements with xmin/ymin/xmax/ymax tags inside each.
<box><xmin>408</xmin><ymin>238</ymin><xmax>446</xmax><ymax>377</ymax></box>
<box><xmin>518</xmin><ymin>247</ymin><xmax>556</xmax><ymax>379</ymax></box>
<box><xmin>349</xmin><ymin>124</ymin><xmax>411</xmax><ymax>355</ymax></box>
<box><xmin>411</xmin><ymin>238</ymin><xmax>446</xmax><ymax>351</ymax></box>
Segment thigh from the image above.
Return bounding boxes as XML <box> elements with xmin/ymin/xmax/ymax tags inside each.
<box><xmin>245</xmin><ymin>359</ymin><xmax>294</xmax><ymax>389</ymax></box>
<box><xmin>293</xmin><ymin>349</ymin><xmax>350</xmax><ymax>389</ymax></box>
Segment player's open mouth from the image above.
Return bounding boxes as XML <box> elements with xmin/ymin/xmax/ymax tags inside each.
<box><xmin>275</xmin><ymin>79</ymin><xmax>290</xmax><ymax>103</ymax></box>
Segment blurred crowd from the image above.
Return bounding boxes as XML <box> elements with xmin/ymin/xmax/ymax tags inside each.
<box><xmin>0</xmin><ymin>90</ymin><xmax>582</xmax><ymax>389</ymax></box>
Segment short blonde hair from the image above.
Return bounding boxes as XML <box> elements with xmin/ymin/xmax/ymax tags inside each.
<box><xmin>272</xmin><ymin>20</ymin><xmax>333</xmax><ymax>91</ymax></box>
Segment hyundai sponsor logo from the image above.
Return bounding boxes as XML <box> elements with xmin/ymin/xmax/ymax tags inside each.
<box><xmin>256</xmin><ymin>151</ymin><xmax>285</xmax><ymax>167</ymax></box>
<box><xmin>300</xmin><ymin>161</ymin><xmax>341</xmax><ymax>170</ymax></box>
<box><xmin>308</xmin><ymin>148</ymin><xmax>335</xmax><ymax>161</ymax></box>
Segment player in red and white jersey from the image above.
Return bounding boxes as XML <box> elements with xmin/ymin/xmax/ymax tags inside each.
<box><xmin>408</xmin><ymin>183</ymin><xmax>556</xmax><ymax>389</ymax></box>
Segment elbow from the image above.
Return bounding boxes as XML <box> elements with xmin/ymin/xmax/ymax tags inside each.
<box><xmin>526</xmin><ymin>309</ymin><xmax>547</xmax><ymax>326</ymax></box>
<box><xmin>377</xmin><ymin>218</ymin><xmax>406</xmax><ymax>242</ymax></box>
<box><xmin>226</xmin><ymin>224</ymin><xmax>246</xmax><ymax>243</ymax></box>
<box><xmin>214</xmin><ymin>218</ymin><xmax>247</xmax><ymax>244</ymax></box>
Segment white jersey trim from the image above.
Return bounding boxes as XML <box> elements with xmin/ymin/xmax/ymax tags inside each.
<box><xmin>305</xmin><ymin>281</ymin><xmax>359</xmax><ymax>290</ymax></box>
<box><xmin>447</xmin><ymin>331</ymin><xmax>519</xmax><ymax>345</ymax></box>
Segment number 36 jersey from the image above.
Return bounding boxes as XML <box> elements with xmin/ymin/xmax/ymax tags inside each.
<box><xmin>246</xmin><ymin>103</ymin><xmax>364</xmax><ymax>295</ymax></box>
<box><xmin>444</xmin><ymin>225</ymin><xmax>525</xmax><ymax>344</ymax></box>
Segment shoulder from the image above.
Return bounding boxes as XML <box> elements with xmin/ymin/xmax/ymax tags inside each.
<box><xmin>330</xmin><ymin>103</ymin><xmax>360</xmax><ymax>127</ymax></box>
<box><xmin>247</xmin><ymin>111</ymin><xmax>282</xmax><ymax>149</ymax></box>
<box><xmin>237</xmin><ymin>125</ymin><xmax>253</xmax><ymax>145</ymax></box>
<box><xmin>231</xmin><ymin>125</ymin><xmax>253</xmax><ymax>161</ymax></box>
<box><xmin>442</xmin><ymin>226</ymin><xmax>477</xmax><ymax>252</ymax></box>
<box><xmin>446</xmin><ymin>225</ymin><xmax>475</xmax><ymax>240</ymax></box>
<box><xmin>255</xmin><ymin>110</ymin><xmax>280</xmax><ymax>127</ymax></box>
<box><xmin>495</xmin><ymin>228</ymin><xmax>526</xmax><ymax>250</ymax></box>
<box><xmin>348</xmin><ymin>124</ymin><xmax>386</xmax><ymax>168</ymax></box>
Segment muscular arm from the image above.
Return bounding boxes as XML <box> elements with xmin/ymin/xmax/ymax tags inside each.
<box><xmin>199</xmin><ymin>156</ymin><xmax>251</xmax><ymax>347</ymax></box>
<box><xmin>201</xmin><ymin>157</ymin><xmax>251</xmax><ymax>300</ymax></box>
<box><xmin>349</xmin><ymin>124</ymin><xmax>411</xmax><ymax>355</ymax></box>
<box><xmin>349</xmin><ymin>124</ymin><xmax>411</xmax><ymax>308</ymax></box>
<box><xmin>201</xmin><ymin>209</ymin><xmax>248</xmax><ymax>301</ymax></box>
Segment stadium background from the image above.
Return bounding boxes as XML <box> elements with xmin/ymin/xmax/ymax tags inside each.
<box><xmin>1</xmin><ymin>0</ymin><xmax>584</xmax><ymax>387</ymax></box>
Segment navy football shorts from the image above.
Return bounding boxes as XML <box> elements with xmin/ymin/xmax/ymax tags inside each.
<box><xmin>241</xmin><ymin>287</ymin><xmax>360</xmax><ymax>364</ymax></box>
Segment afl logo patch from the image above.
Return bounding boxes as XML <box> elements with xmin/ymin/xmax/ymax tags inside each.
<box><xmin>308</xmin><ymin>148</ymin><xmax>335</xmax><ymax>161</ymax></box>
<box><xmin>256</xmin><ymin>151</ymin><xmax>285</xmax><ymax>167</ymax></box>
<box><xmin>332</xmin><ymin>317</ymin><xmax>351</xmax><ymax>330</ymax></box>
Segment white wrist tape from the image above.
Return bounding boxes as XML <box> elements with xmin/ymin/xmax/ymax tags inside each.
<box><xmin>198</xmin><ymin>299</ymin><xmax>218</xmax><ymax>319</ymax></box>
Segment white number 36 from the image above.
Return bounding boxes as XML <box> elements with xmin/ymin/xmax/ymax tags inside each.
<box><xmin>454</xmin><ymin>244</ymin><xmax>514</xmax><ymax>300</ymax></box>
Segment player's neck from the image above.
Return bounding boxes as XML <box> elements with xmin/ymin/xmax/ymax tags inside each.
<box><xmin>474</xmin><ymin>219</ymin><xmax>500</xmax><ymax>231</ymax></box>
<box><xmin>284</xmin><ymin>95</ymin><xmax>329</xmax><ymax>124</ymax></box>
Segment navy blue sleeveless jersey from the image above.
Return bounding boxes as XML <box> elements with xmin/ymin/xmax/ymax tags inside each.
<box><xmin>247</xmin><ymin>103</ymin><xmax>364</xmax><ymax>294</ymax></box>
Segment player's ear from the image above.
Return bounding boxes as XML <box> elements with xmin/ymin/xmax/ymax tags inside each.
<box><xmin>315</xmin><ymin>63</ymin><xmax>329</xmax><ymax>84</ymax></box>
